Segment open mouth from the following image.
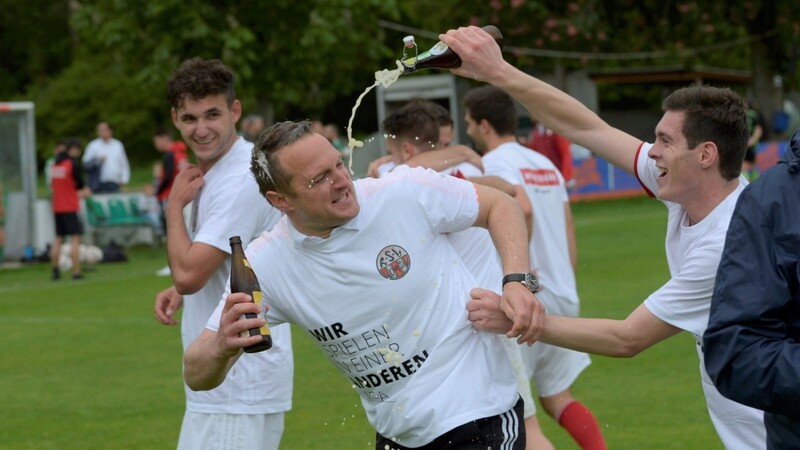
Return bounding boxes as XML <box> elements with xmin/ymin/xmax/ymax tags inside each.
<box><xmin>657</xmin><ymin>167</ymin><xmax>668</xmax><ymax>178</ymax></box>
<box><xmin>332</xmin><ymin>190</ymin><xmax>349</xmax><ymax>204</ymax></box>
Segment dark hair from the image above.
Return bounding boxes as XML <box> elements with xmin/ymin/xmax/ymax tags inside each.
<box><xmin>463</xmin><ymin>85</ymin><xmax>518</xmax><ymax>136</ymax></box>
<box><xmin>662</xmin><ymin>86</ymin><xmax>748</xmax><ymax>180</ymax></box>
<box><xmin>407</xmin><ymin>97</ymin><xmax>454</xmax><ymax>127</ymax></box>
<box><xmin>382</xmin><ymin>103</ymin><xmax>440</xmax><ymax>149</ymax></box>
<box><xmin>153</xmin><ymin>128</ymin><xmax>172</xmax><ymax>138</ymax></box>
<box><xmin>251</xmin><ymin>121</ymin><xmax>314</xmax><ymax>198</ymax></box>
<box><xmin>64</xmin><ymin>137</ymin><xmax>82</xmax><ymax>150</ymax></box>
<box><xmin>166</xmin><ymin>57</ymin><xmax>236</xmax><ymax>110</ymax></box>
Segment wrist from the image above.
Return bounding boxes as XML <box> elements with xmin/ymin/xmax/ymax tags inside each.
<box><xmin>502</xmin><ymin>272</ymin><xmax>540</xmax><ymax>293</ymax></box>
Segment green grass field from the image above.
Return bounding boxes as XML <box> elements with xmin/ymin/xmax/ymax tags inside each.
<box><xmin>0</xmin><ymin>196</ymin><xmax>722</xmax><ymax>449</ymax></box>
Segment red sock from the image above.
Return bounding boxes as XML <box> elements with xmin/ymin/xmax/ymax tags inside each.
<box><xmin>557</xmin><ymin>400</ymin><xmax>607</xmax><ymax>450</ymax></box>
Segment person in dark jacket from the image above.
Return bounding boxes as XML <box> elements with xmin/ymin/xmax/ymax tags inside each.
<box><xmin>704</xmin><ymin>130</ymin><xmax>800</xmax><ymax>449</ymax></box>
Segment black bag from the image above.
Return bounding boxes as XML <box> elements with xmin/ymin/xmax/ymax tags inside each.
<box><xmin>101</xmin><ymin>241</ymin><xmax>128</xmax><ymax>263</ymax></box>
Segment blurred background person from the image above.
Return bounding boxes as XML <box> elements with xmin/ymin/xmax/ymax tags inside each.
<box><xmin>50</xmin><ymin>138</ymin><xmax>89</xmax><ymax>280</ymax></box>
<box><xmin>82</xmin><ymin>121</ymin><xmax>130</xmax><ymax>193</ymax></box>
<box><xmin>239</xmin><ymin>113</ymin><xmax>265</xmax><ymax>143</ymax></box>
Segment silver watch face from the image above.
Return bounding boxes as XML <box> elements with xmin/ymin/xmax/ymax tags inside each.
<box><xmin>524</xmin><ymin>273</ymin><xmax>540</xmax><ymax>293</ymax></box>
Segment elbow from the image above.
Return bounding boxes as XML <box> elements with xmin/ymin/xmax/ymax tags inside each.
<box><xmin>172</xmin><ymin>272</ymin><xmax>202</xmax><ymax>295</ymax></box>
<box><xmin>184</xmin><ymin>375</ymin><xmax>219</xmax><ymax>392</ymax></box>
<box><xmin>612</xmin><ymin>339</ymin><xmax>650</xmax><ymax>358</ymax></box>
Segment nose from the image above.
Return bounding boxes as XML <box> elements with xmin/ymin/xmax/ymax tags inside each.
<box><xmin>194</xmin><ymin>119</ymin><xmax>211</xmax><ymax>136</ymax></box>
<box><xmin>330</xmin><ymin>164</ymin><xmax>350</xmax><ymax>187</ymax></box>
<box><xmin>647</xmin><ymin>144</ymin><xmax>661</xmax><ymax>159</ymax></box>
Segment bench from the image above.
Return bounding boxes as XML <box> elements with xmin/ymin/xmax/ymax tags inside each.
<box><xmin>83</xmin><ymin>194</ymin><xmax>156</xmax><ymax>246</ymax></box>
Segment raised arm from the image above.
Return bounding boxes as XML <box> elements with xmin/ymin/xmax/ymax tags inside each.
<box><xmin>472</xmin><ymin>184</ymin><xmax>544</xmax><ymax>345</ymax></box>
<box><xmin>164</xmin><ymin>165</ymin><xmax>227</xmax><ymax>295</ymax></box>
<box><xmin>441</xmin><ymin>26</ymin><xmax>642</xmax><ymax>175</ymax></box>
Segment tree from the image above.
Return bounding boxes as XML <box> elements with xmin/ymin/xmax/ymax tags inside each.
<box><xmin>398</xmin><ymin>0</ymin><xmax>800</xmax><ymax>119</ymax></box>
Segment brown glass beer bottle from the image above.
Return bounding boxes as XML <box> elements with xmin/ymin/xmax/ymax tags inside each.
<box><xmin>229</xmin><ymin>236</ymin><xmax>272</xmax><ymax>353</ymax></box>
<box><xmin>401</xmin><ymin>25</ymin><xmax>503</xmax><ymax>74</ymax></box>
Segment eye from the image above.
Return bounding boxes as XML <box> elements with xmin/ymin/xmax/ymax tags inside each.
<box><xmin>308</xmin><ymin>173</ymin><xmax>328</xmax><ymax>189</ymax></box>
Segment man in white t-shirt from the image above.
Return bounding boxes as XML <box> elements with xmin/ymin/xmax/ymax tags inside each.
<box><xmin>184</xmin><ymin>120</ymin><xmax>546</xmax><ymax>449</ymax></box>
<box><xmin>152</xmin><ymin>58</ymin><xmax>293</xmax><ymax>450</ymax></box>
<box><xmin>82</xmin><ymin>121</ymin><xmax>130</xmax><ymax>193</ymax></box>
<box><xmin>379</xmin><ymin>100</ymin><xmax>555</xmax><ymax>450</ymax></box>
<box><xmin>463</xmin><ymin>86</ymin><xmax>606</xmax><ymax>450</ymax></box>
<box><xmin>409</xmin><ymin>90</ymin><xmax>605</xmax><ymax>450</ymax></box>
<box><xmin>442</xmin><ymin>26</ymin><xmax>767</xmax><ymax>449</ymax></box>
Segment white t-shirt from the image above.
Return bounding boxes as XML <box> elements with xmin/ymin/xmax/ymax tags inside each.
<box><xmin>634</xmin><ymin>143</ymin><xmax>765</xmax><ymax>449</ymax></box>
<box><xmin>183</xmin><ymin>137</ymin><xmax>292</xmax><ymax>415</ymax></box>
<box><xmin>82</xmin><ymin>137</ymin><xmax>130</xmax><ymax>185</ymax></box>
<box><xmin>209</xmin><ymin>165</ymin><xmax>517</xmax><ymax>447</ymax></box>
<box><xmin>483</xmin><ymin>141</ymin><xmax>578</xmax><ymax>311</ymax></box>
<box><xmin>635</xmin><ymin>142</ymin><xmax>745</xmax><ymax>338</ymax></box>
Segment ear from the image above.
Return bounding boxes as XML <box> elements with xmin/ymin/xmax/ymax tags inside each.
<box><xmin>479</xmin><ymin>119</ymin><xmax>493</xmax><ymax>136</ymax></box>
<box><xmin>170</xmin><ymin>107</ymin><xmax>179</xmax><ymax>128</ymax></box>
<box><xmin>266</xmin><ymin>190</ymin><xmax>292</xmax><ymax>214</ymax></box>
<box><xmin>697</xmin><ymin>141</ymin><xmax>719</xmax><ymax>170</ymax></box>
<box><xmin>401</xmin><ymin>141</ymin><xmax>418</xmax><ymax>161</ymax></box>
<box><xmin>231</xmin><ymin>99</ymin><xmax>242</xmax><ymax>123</ymax></box>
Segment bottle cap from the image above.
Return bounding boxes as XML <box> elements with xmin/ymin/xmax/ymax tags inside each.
<box><xmin>403</xmin><ymin>36</ymin><xmax>415</xmax><ymax>47</ymax></box>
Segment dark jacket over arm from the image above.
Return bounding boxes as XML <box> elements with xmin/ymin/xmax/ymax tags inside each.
<box><xmin>704</xmin><ymin>133</ymin><xmax>800</xmax><ymax>448</ymax></box>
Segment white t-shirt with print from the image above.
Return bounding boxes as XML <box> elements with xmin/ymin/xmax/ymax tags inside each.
<box><xmin>208</xmin><ymin>165</ymin><xmax>517</xmax><ymax>447</ymax></box>
<box><xmin>483</xmin><ymin>141</ymin><xmax>578</xmax><ymax>312</ymax></box>
<box><xmin>634</xmin><ymin>142</ymin><xmax>765</xmax><ymax>449</ymax></box>
<box><xmin>183</xmin><ymin>137</ymin><xmax>293</xmax><ymax>415</ymax></box>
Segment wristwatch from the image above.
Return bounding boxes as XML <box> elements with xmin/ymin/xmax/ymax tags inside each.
<box><xmin>502</xmin><ymin>273</ymin><xmax>540</xmax><ymax>293</ymax></box>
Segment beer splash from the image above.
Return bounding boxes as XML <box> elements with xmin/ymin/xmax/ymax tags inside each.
<box><xmin>346</xmin><ymin>61</ymin><xmax>404</xmax><ymax>173</ymax></box>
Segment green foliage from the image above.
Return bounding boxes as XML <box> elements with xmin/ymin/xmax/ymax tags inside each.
<box><xmin>0</xmin><ymin>0</ymin><xmax>72</xmax><ymax>99</ymax></box>
<box><xmin>67</xmin><ymin>0</ymin><xmax>401</xmax><ymax>117</ymax></box>
<box><xmin>6</xmin><ymin>0</ymin><xmax>800</xmax><ymax>168</ymax></box>
<box><xmin>27</xmin><ymin>57</ymin><xmax>167</xmax><ymax>166</ymax></box>
<box><xmin>0</xmin><ymin>197</ymin><xmax>722</xmax><ymax>449</ymax></box>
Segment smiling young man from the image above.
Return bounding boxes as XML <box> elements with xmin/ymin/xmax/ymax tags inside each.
<box><xmin>440</xmin><ymin>26</ymin><xmax>767</xmax><ymax>449</ymax></box>
<box><xmin>183</xmin><ymin>120</ymin><xmax>546</xmax><ymax>449</ymax></box>
<box><xmin>153</xmin><ymin>58</ymin><xmax>293</xmax><ymax>450</ymax></box>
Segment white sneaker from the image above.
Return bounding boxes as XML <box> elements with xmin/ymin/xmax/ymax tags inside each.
<box><xmin>156</xmin><ymin>266</ymin><xmax>171</xmax><ymax>276</ymax></box>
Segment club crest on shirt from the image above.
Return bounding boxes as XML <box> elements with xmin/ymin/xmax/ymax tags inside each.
<box><xmin>376</xmin><ymin>245</ymin><xmax>411</xmax><ymax>280</ymax></box>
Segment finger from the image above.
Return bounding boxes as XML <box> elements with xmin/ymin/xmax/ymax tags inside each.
<box><xmin>222</xmin><ymin>293</ymin><xmax>252</xmax><ymax>311</ymax></box>
<box><xmin>470</xmin><ymin>287</ymin><xmax>493</xmax><ymax>300</ymax></box>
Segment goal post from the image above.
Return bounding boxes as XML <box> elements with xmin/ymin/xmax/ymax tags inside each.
<box><xmin>0</xmin><ymin>102</ymin><xmax>37</xmax><ymax>261</ymax></box>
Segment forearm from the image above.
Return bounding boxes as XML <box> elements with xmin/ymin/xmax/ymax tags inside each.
<box><xmin>165</xmin><ymin>202</ymin><xmax>199</xmax><ymax>294</ymax></box>
<box><xmin>405</xmin><ymin>146</ymin><xmax>481</xmax><ymax>173</ymax></box>
<box><xmin>468</xmin><ymin>175</ymin><xmax>516</xmax><ymax>197</ymax></box>
<box><xmin>487</xmin><ymin>65</ymin><xmax>593</xmax><ymax>141</ymax></box>
<box><xmin>542</xmin><ymin>304</ymin><xmax>681</xmax><ymax>357</ymax></box>
<box><xmin>541</xmin><ymin>315</ymin><xmax>640</xmax><ymax>357</ymax></box>
<box><xmin>183</xmin><ymin>334</ymin><xmax>240</xmax><ymax>391</ymax></box>
<box><xmin>485</xmin><ymin>64</ymin><xmax>638</xmax><ymax>173</ymax></box>
<box><xmin>483</xmin><ymin>189</ymin><xmax>531</xmax><ymax>274</ymax></box>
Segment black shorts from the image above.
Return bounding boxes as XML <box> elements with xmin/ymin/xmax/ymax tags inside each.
<box><xmin>375</xmin><ymin>397</ymin><xmax>524</xmax><ymax>450</ymax></box>
<box><xmin>54</xmin><ymin>212</ymin><xmax>84</xmax><ymax>237</ymax></box>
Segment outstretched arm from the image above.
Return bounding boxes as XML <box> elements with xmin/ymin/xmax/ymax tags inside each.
<box><xmin>441</xmin><ymin>26</ymin><xmax>642</xmax><ymax>175</ymax></box>
<box><xmin>468</xmin><ymin>288</ymin><xmax>681</xmax><ymax>357</ymax></box>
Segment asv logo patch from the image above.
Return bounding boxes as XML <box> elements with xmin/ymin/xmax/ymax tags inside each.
<box><xmin>376</xmin><ymin>245</ymin><xmax>411</xmax><ymax>280</ymax></box>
